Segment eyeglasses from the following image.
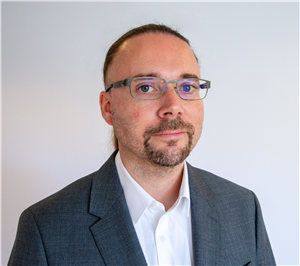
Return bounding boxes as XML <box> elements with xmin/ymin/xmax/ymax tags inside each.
<box><xmin>105</xmin><ymin>77</ymin><xmax>211</xmax><ymax>100</ymax></box>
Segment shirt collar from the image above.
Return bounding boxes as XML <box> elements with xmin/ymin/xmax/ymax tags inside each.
<box><xmin>115</xmin><ymin>151</ymin><xmax>191</xmax><ymax>224</ymax></box>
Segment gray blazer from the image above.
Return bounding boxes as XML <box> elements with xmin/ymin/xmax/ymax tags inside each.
<box><xmin>9</xmin><ymin>151</ymin><xmax>276</xmax><ymax>265</ymax></box>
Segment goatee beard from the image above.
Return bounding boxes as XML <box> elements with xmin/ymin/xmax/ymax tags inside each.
<box><xmin>143</xmin><ymin>117</ymin><xmax>195</xmax><ymax>167</ymax></box>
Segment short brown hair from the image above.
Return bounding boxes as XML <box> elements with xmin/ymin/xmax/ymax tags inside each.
<box><xmin>103</xmin><ymin>24</ymin><xmax>198</xmax><ymax>150</ymax></box>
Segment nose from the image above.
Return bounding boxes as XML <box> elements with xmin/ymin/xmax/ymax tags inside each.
<box><xmin>157</xmin><ymin>83</ymin><xmax>183</xmax><ymax>119</ymax></box>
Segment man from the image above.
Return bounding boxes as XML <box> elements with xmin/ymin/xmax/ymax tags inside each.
<box><xmin>9</xmin><ymin>24</ymin><xmax>276</xmax><ymax>265</ymax></box>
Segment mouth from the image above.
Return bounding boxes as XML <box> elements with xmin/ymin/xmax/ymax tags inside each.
<box><xmin>152</xmin><ymin>130</ymin><xmax>186</xmax><ymax>139</ymax></box>
<box><xmin>143</xmin><ymin>117</ymin><xmax>195</xmax><ymax>144</ymax></box>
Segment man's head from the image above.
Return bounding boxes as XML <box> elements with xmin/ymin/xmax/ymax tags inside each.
<box><xmin>100</xmin><ymin>24</ymin><xmax>205</xmax><ymax>167</ymax></box>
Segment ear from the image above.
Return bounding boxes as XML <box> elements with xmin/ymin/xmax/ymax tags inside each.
<box><xmin>99</xmin><ymin>91</ymin><xmax>113</xmax><ymax>126</ymax></box>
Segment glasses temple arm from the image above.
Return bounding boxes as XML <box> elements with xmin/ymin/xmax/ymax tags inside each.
<box><xmin>200</xmin><ymin>80</ymin><xmax>211</xmax><ymax>89</ymax></box>
<box><xmin>105</xmin><ymin>79</ymin><xmax>129</xmax><ymax>92</ymax></box>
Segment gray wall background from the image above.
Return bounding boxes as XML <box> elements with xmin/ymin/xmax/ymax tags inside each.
<box><xmin>2</xmin><ymin>2</ymin><xmax>299</xmax><ymax>265</ymax></box>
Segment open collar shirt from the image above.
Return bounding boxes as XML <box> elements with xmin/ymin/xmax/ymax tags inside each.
<box><xmin>115</xmin><ymin>152</ymin><xmax>193</xmax><ymax>266</ymax></box>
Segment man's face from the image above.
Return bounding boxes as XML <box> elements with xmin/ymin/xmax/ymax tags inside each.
<box><xmin>101</xmin><ymin>33</ymin><xmax>204</xmax><ymax>167</ymax></box>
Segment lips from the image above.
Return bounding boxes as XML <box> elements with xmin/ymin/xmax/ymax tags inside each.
<box><xmin>153</xmin><ymin>131</ymin><xmax>186</xmax><ymax>139</ymax></box>
<box><xmin>143</xmin><ymin>117</ymin><xmax>195</xmax><ymax>143</ymax></box>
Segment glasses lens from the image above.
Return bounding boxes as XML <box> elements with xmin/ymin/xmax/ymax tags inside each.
<box><xmin>130</xmin><ymin>78</ymin><xmax>165</xmax><ymax>99</ymax></box>
<box><xmin>177</xmin><ymin>79</ymin><xmax>208</xmax><ymax>100</ymax></box>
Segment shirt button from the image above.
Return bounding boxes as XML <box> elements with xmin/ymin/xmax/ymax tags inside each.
<box><xmin>153</xmin><ymin>203</ymin><xmax>161</xmax><ymax>209</ymax></box>
<box><xmin>160</xmin><ymin>235</ymin><xmax>167</xmax><ymax>244</ymax></box>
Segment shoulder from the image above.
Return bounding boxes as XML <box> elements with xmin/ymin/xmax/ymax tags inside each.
<box><xmin>187</xmin><ymin>163</ymin><xmax>257</xmax><ymax>211</ymax></box>
<box><xmin>27</xmin><ymin>170</ymin><xmax>98</xmax><ymax>215</ymax></box>
<box><xmin>26</xmin><ymin>152</ymin><xmax>119</xmax><ymax>215</ymax></box>
<box><xmin>190</xmin><ymin>165</ymin><xmax>252</xmax><ymax>192</ymax></box>
<box><xmin>186</xmin><ymin>165</ymin><xmax>276</xmax><ymax>264</ymax></box>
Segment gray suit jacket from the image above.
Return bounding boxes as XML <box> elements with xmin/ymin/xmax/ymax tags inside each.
<box><xmin>9</xmin><ymin>151</ymin><xmax>276</xmax><ymax>266</ymax></box>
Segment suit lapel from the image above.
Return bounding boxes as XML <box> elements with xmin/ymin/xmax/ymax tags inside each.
<box><xmin>88</xmin><ymin>154</ymin><xmax>221</xmax><ymax>265</ymax></box>
<box><xmin>188</xmin><ymin>163</ymin><xmax>220</xmax><ymax>266</ymax></box>
<box><xmin>89</xmin><ymin>151</ymin><xmax>147</xmax><ymax>266</ymax></box>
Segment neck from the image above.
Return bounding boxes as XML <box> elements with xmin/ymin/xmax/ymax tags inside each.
<box><xmin>119</xmin><ymin>149</ymin><xmax>184</xmax><ymax>211</ymax></box>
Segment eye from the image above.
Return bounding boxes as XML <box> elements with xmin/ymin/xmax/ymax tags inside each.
<box><xmin>138</xmin><ymin>85</ymin><xmax>154</xmax><ymax>93</ymax></box>
<box><xmin>181</xmin><ymin>84</ymin><xmax>195</xmax><ymax>92</ymax></box>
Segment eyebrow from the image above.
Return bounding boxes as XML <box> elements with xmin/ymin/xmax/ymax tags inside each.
<box><xmin>133</xmin><ymin>73</ymin><xmax>159</xmax><ymax>78</ymax></box>
<box><xmin>181</xmin><ymin>73</ymin><xmax>200</xmax><ymax>79</ymax></box>
<box><xmin>132</xmin><ymin>73</ymin><xmax>200</xmax><ymax>79</ymax></box>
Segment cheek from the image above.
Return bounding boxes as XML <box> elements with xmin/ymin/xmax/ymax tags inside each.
<box><xmin>115</xmin><ymin>97</ymin><xmax>156</xmax><ymax>129</ymax></box>
<box><xmin>133</xmin><ymin>110</ymin><xmax>140</xmax><ymax>121</ymax></box>
<box><xmin>186</xmin><ymin>103</ymin><xmax>204</xmax><ymax>133</ymax></box>
<box><xmin>131</xmin><ymin>104</ymin><xmax>150</xmax><ymax>124</ymax></box>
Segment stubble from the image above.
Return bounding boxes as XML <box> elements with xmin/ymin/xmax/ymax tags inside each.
<box><xmin>143</xmin><ymin>118</ymin><xmax>195</xmax><ymax>167</ymax></box>
<box><xmin>112</xmin><ymin>103</ymin><xmax>197</xmax><ymax>168</ymax></box>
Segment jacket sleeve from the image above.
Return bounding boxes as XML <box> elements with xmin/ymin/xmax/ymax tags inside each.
<box><xmin>8</xmin><ymin>208</ymin><xmax>48</xmax><ymax>266</ymax></box>
<box><xmin>253</xmin><ymin>192</ymin><xmax>276</xmax><ymax>265</ymax></box>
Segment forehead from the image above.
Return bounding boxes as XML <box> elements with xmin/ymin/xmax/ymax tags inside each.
<box><xmin>106</xmin><ymin>33</ymin><xmax>200</xmax><ymax>84</ymax></box>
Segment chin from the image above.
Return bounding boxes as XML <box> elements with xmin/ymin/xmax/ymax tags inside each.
<box><xmin>145</xmin><ymin>144</ymin><xmax>191</xmax><ymax>168</ymax></box>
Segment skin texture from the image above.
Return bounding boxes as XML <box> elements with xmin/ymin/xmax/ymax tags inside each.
<box><xmin>100</xmin><ymin>33</ymin><xmax>204</xmax><ymax>210</ymax></box>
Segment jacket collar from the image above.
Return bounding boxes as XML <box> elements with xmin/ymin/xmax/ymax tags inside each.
<box><xmin>89</xmin><ymin>151</ymin><xmax>147</xmax><ymax>266</ymax></box>
<box><xmin>188</xmin><ymin>162</ymin><xmax>220</xmax><ymax>266</ymax></box>
<box><xmin>88</xmin><ymin>151</ymin><xmax>219</xmax><ymax>266</ymax></box>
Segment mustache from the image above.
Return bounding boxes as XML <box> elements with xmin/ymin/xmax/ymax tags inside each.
<box><xmin>143</xmin><ymin>117</ymin><xmax>195</xmax><ymax>139</ymax></box>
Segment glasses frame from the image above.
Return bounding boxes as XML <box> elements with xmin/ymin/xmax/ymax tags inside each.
<box><xmin>105</xmin><ymin>77</ymin><xmax>211</xmax><ymax>101</ymax></box>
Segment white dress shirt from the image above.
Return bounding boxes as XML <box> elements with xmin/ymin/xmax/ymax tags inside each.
<box><xmin>115</xmin><ymin>152</ymin><xmax>193</xmax><ymax>266</ymax></box>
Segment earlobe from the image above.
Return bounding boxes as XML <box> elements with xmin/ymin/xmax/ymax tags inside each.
<box><xmin>99</xmin><ymin>91</ymin><xmax>113</xmax><ymax>126</ymax></box>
